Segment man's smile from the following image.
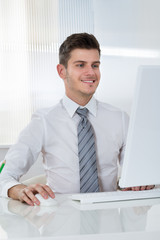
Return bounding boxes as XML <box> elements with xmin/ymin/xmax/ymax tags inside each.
<box><xmin>81</xmin><ymin>79</ymin><xmax>96</xmax><ymax>84</ymax></box>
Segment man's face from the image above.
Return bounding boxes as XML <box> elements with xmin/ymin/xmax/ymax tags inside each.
<box><xmin>58</xmin><ymin>48</ymin><xmax>101</xmax><ymax>104</ymax></box>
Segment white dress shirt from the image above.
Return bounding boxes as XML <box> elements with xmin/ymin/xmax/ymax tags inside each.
<box><xmin>0</xmin><ymin>95</ymin><xmax>129</xmax><ymax>197</ymax></box>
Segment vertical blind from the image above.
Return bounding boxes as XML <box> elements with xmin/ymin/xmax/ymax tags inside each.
<box><xmin>0</xmin><ymin>0</ymin><xmax>94</xmax><ymax>145</ymax></box>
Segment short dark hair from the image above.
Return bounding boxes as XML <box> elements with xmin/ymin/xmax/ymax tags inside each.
<box><xmin>59</xmin><ymin>33</ymin><xmax>101</xmax><ymax>68</ymax></box>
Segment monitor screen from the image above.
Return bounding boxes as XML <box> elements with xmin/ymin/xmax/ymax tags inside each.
<box><xmin>119</xmin><ymin>65</ymin><xmax>160</xmax><ymax>188</ymax></box>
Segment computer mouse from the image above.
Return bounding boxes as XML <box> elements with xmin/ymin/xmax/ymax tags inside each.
<box><xmin>35</xmin><ymin>194</ymin><xmax>57</xmax><ymax>207</ymax></box>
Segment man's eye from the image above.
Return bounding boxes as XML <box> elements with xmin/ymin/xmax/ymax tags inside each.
<box><xmin>92</xmin><ymin>64</ymin><xmax>99</xmax><ymax>68</ymax></box>
<box><xmin>76</xmin><ymin>64</ymin><xmax>84</xmax><ymax>67</ymax></box>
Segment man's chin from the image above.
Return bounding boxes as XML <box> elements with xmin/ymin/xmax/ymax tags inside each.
<box><xmin>81</xmin><ymin>91</ymin><xmax>95</xmax><ymax>99</ymax></box>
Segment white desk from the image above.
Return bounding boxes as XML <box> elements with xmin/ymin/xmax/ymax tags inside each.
<box><xmin>0</xmin><ymin>194</ymin><xmax>160</xmax><ymax>240</ymax></box>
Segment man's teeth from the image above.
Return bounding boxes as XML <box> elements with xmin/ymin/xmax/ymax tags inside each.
<box><xmin>83</xmin><ymin>80</ymin><xmax>94</xmax><ymax>83</ymax></box>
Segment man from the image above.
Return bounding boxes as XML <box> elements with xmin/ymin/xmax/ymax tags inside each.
<box><xmin>0</xmin><ymin>33</ymin><xmax>153</xmax><ymax>206</ymax></box>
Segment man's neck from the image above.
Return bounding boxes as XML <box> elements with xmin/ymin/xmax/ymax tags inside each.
<box><xmin>66</xmin><ymin>93</ymin><xmax>93</xmax><ymax>106</ymax></box>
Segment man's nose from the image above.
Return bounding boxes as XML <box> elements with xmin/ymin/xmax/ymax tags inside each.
<box><xmin>85</xmin><ymin>66</ymin><xmax>95</xmax><ymax>75</ymax></box>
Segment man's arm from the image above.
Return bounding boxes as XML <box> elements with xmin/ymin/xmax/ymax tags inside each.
<box><xmin>8</xmin><ymin>183</ymin><xmax>55</xmax><ymax>206</ymax></box>
<box><xmin>0</xmin><ymin>111</ymin><xmax>49</xmax><ymax>203</ymax></box>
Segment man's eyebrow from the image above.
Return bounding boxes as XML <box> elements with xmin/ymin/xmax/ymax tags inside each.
<box><xmin>73</xmin><ymin>60</ymin><xmax>101</xmax><ymax>64</ymax></box>
<box><xmin>73</xmin><ymin>60</ymin><xmax>86</xmax><ymax>64</ymax></box>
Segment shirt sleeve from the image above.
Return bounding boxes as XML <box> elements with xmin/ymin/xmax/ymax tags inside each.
<box><xmin>119</xmin><ymin>111</ymin><xmax>130</xmax><ymax>166</ymax></box>
<box><xmin>0</xmin><ymin>111</ymin><xmax>44</xmax><ymax>197</ymax></box>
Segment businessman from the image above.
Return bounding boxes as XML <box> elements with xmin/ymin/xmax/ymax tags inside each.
<box><xmin>0</xmin><ymin>33</ymin><xmax>154</xmax><ymax>205</ymax></box>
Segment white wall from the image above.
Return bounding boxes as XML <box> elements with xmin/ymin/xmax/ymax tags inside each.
<box><xmin>94</xmin><ymin>0</ymin><xmax>160</xmax><ymax>114</ymax></box>
<box><xmin>0</xmin><ymin>147</ymin><xmax>8</xmax><ymax>161</ymax></box>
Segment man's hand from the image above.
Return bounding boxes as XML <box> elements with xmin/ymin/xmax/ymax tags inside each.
<box><xmin>122</xmin><ymin>185</ymin><xmax>155</xmax><ymax>191</ymax></box>
<box><xmin>8</xmin><ymin>183</ymin><xmax>55</xmax><ymax>206</ymax></box>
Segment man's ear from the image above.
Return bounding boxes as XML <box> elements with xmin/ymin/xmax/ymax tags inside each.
<box><xmin>57</xmin><ymin>64</ymin><xmax>66</xmax><ymax>80</ymax></box>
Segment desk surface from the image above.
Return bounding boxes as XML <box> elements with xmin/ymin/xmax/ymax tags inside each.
<box><xmin>0</xmin><ymin>194</ymin><xmax>160</xmax><ymax>240</ymax></box>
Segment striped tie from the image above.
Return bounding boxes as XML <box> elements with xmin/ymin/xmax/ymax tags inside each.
<box><xmin>76</xmin><ymin>107</ymin><xmax>99</xmax><ymax>193</ymax></box>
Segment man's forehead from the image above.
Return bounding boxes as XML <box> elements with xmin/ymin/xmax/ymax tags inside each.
<box><xmin>70</xmin><ymin>48</ymin><xmax>99</xmax><ymax>54</ymax></box>
<box><xmin>69</xmin><ymin>48</ymin><xmax>100</xmax><ymax>61</ymax></box>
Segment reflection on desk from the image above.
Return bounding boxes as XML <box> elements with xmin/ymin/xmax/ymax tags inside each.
<box><xmin>0</xmin><ymin>194</ymin><xmax>160</xmax><ymax>239</ymax></box>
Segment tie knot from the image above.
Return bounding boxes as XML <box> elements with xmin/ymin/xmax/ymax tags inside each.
<box><xmin>76</xmin><ymin>107</ymin><xmax>88</xmax><ymax>118</ymax></box>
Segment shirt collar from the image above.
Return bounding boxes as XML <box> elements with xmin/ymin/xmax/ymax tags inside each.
<box><xmin>62</xmin><ymin>95</ymin><xmax>97</xmax><ymax>118</ymax></box>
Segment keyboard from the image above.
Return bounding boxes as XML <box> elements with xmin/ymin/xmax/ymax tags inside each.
<box><xmin>71</xmin><ymin>188</ymin><xmax>160</xmax><ymax>204</ymax></box>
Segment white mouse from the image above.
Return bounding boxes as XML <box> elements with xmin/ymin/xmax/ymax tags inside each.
<box><xmin>35</xmin><ymin>194</ymin><xmax>57</xmax><ymax>207</ymax></box>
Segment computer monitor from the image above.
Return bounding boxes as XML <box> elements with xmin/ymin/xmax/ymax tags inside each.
<box><xmin>119</xmin><ymin>65</ymin><xmax>160</xmax><ymax>188</ymax></box>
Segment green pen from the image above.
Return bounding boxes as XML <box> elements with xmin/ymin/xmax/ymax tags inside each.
<box><xmin>0</xmin><ymin>161</ymin><xmax>5</xmax><ymax>173</ymax></box>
